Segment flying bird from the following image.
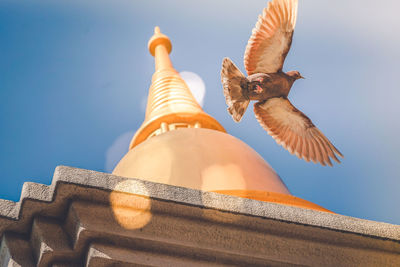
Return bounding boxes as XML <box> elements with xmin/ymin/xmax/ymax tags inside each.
<box><xmin>221</xmin><ymin>0</ymin><xmax>343</xmax><ymax>166</ymax></box>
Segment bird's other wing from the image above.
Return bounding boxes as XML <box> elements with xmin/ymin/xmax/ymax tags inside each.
<box><xmin>221</xmin><ymin>58</ymin><xmax>250</xmax><ymax>122</ymax></box>
<box><xmin>254</xmin><ymin>97</ymin><xmax>343</xmax><ymax>166</ymax></box>
<box><xmin>244</xmin><ymin>0</ymin><xmax>298</xmax><ymax>75</ymax></box>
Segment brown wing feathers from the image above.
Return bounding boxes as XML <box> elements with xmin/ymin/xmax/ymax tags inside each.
<box><xmin>244</xmin><ymin>0</ymin><xmax>298</xmax><ymax>75</ymax></box>
<box><xmin>254</xmin><ymin>98</ymin><xmax>343</xmax><ymax>166</ymax></box>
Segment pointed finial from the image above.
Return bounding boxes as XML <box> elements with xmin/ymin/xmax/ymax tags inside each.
<box><xmin>148</xmin><ymin>26</ymin><xmax>172</xmax><ymax>57</ymax></box>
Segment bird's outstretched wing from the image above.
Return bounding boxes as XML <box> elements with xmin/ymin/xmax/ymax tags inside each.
<box><xmin>244</xmin><ymin>0</ymin><xmax>298</xmax><ymax>75</ymax></box>
<box><xmin>254</xmin><ymin>97</ymin><xmax>343</xmax><ymax>166</ymax></box>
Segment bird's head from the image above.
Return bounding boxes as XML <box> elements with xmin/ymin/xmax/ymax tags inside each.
<box><xmin>287</xmin><ymin>71</ymin><xmax>305</xmax><ymax>80</ymax></box>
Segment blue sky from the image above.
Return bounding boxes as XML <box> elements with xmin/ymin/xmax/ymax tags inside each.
<box><xmin>1</xmin><ymin>0</ymin><xmax>399</xmax><ymax>225</ymax></box>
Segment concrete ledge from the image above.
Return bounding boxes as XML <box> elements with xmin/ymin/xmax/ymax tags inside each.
<box><xmin>0</xmin><ymin>166</ymin><xmax>398</xmax><ymax>242</ymax></box>
<box><xmin>0</xmin><ymin>166</ymin><xmax>398</xmax><ymax>266</ymax></box>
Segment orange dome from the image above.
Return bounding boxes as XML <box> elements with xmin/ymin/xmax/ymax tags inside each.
<box><xmin>114</xmin><ymin>128</ymin><xmax>289</xmax><ymax>194</ymax></box>
<box><xmin>113</xmin><ymin>128</ymin><xmax>331</xmax><ymax>213</ymax></box>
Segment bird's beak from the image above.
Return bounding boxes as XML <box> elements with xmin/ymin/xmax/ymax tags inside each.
<box><xmin>299</xmin><ymin>75</ymin><xmax>305</xmax><ymax>79</ymax></box>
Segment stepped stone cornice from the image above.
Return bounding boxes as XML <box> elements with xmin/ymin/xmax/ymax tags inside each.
<box><xmin>0</xmin><ymin>166</ymin><xmax>398</xmax><ymax>266</ymax></box>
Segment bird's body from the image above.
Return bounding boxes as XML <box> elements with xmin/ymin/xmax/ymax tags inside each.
<box><xmin>246</xmin><ymin>71</ymin><xmax>299</xmax><ymax>100</ymax></box>
<box><xmin>221</xmin><ymin>0</ymin><xmax>343</xmax><ymax>166</ymax></box>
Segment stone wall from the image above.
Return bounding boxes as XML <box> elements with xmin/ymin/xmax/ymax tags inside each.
<box><xmin>0</xmin><ymin>166</ymin><xmax>398</xmax><ymax>266</ymax></box>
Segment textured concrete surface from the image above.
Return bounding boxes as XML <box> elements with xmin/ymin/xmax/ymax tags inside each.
<box><xmin>0</xmin><ymin>166</ymin><xmax>398</xmax><ymax>266</ymax></box>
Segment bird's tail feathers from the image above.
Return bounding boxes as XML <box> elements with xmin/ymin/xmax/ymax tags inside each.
<box><xmin>221</xmin><ymin>57</ymin><xmax>250</xmax><ymax>122</ymax></box>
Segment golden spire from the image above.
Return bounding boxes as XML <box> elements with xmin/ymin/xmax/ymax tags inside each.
<box><xmin>129</xmin><ymin>27</ymin><xmax>225</xmax><ymax>149</ymax></box>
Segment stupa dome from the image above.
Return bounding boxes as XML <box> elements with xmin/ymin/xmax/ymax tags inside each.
<box><xmin>114</xmin><ymin>128</ymin><xmax>289</xmax><ymax>194</ymax></box>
